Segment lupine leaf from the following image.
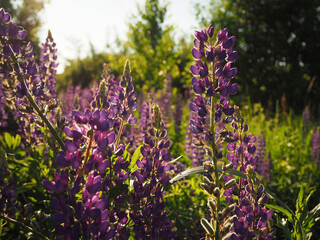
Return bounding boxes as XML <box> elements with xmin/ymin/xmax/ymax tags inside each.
<box><xmin>226</xmin><ymin>168</ymin><xmax>247</xmax><ymax>179</ymax></box>
<box><xmin>304</xmin><ymin>202</ymin><xmax>320</xmax><ymax>226</ymax></box>
<box><xmin>108</xmin><ymin>184</ymin><xmax>129</xmax><ymax>200</ymax></box>
<box><xmin>169</xmin><ymin>166</ymin><xmax>206</xmax><ymax>184</ymax></box>
<box><xmin>265</xmin><ymin>187</ymin><xmax>307</xmax><ymax>240</ymax></box>
<box><xmin>4</xmin><ymin>132</ymin><xmax>12</xmax><ymax>149</ymax></box>
<box><xmin>265</xmin><ymin>204</ymin><xmax>293</xmax><ymax>222</ymax></box>
<box><xmin>129</xmin><ymin>145</ymin><xmax>142</xmax><ymax>172</ymax></box>
<box><xmin>296</xmin><ymin>186</ymin><xmax>304</xmax><ymax>213</ymax></box>
<box><xmin>12</xmin><ymin>134</ymin><xmax>21</xmax><ymax>150</ymax></box>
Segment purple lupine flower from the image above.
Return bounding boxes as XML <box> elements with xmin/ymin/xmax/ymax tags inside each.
<box><xmin>0</xmin><ymin>80</ymin><xmax>8</xmax><ymax>127</ymax></box>
<box><xmin>189</xmin><ymin>24</ymin><xmax>274</xmax><ymax>239</ymax></box>
<box><xmin>312</xmin><ymin>127</ymin><xmax>320</xmax><ymax>167</ymax></box>
<box><xmin>43</xmin><ymin>60</ymin><xmax>142</xmax><ymax>239</ymax></box>
<box><xmin>160</xmin><ymin>72</ymin><xmax>172</xmax><ymax>124</ymax></box>
<box><xmin>173</xmin><ymin>93</ymin><xmax>184</xmax><ymax>136</ymax></box>
<box><xmin>185</xmin><ymin>113</ymin><xmax>208</xmax><ymax>167</ymax></box>
<box><xmin>130</xmin><ymin>104</ymin><xmax>175</xmax><ymax>239</ymax></box>
<box><xmin>189</xmin><ymin>25</ymin><xmax>238</xmax><ymax>145</ymax></box>
<box><xmin>62</xmin><ymin>85</ymin><xmax>75</xmax><ymax>118</ymax></box>
<box><xmin>256</xmin><ymin>131</ymin><xmax>272</xmax><ymax>182</ymax></box>
<box><xmin>302</xmin><ymin>105</ymin><xmax>311</xmax><ymax>144</ymax></box>
<box><xmin>39</xmin><ymin>30</ymin><xmax>58</xmax><ymax>101</ymax></box>
<box><xmin>137</xmin><ymin>100</ymin><xmax>153</xmax><ymax>145</ymax></box>
<box><xmin>1</xmin><ymin>12</ymin><xmax>62</xmax><ymax>150</ymax></box>
<box><xmin>0</xmin><ymin>151</ymin><xmax>17</xmax><ymax>218</ymax></box>
<box><xmin>231</xmin><ymin>165</ymin><xmax>274</xmax><ymax>240</ymax></box>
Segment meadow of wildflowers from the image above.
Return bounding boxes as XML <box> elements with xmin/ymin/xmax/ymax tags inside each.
<box><xmin>1</xmin><ymin>6</ymin><xmax>320</xmax><ymax>240</ymax></box>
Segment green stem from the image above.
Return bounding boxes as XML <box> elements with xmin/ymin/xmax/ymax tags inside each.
<box><xmin>115</xmin><ymin>119</ymin><xmax>125</xmax><ymax>149</ymax></box>
<box><xmin>0</xmin><ymin>218</ymin><xmax>3</xmax><ymax>236</ymax></box>
<box><xmin>210</xmin><ymin>61</ymin><xmax>221</xmax><ymax>240</ymax></box>
<box><xmin>0</xmin><ymin>215</ymin><xmax>50</xmax><ymax>240</ymax></box>
<box><xmin>26</xmin><ymin>94</ymin><xmax>65</xmax><ymax>151</ymax></box>
<box><xmin>8</xmin><ymin>46</ymin><xmax>65</xmax><ymax>151</ymax></box>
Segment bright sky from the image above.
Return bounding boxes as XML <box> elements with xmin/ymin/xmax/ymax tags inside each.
<box><xmin>39</xmin><ymin>0</ymin><xmax>203</xmax><ymax>73</ymax></box>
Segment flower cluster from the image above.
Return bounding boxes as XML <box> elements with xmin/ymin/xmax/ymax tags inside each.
<box><xmin>42</xmin><ymin>61</ymin><xmax>139</xmax><ymax>239</ymax></box>
<box><xmin>189</xmin><ymin>25</ymin><xmax>238</xmax><ymax>142</ymax></box>
<box><xmin>312</xmin><ymin>127</ymin><xmax>320</xmax><ymax>167</ymax></box>
<box><xmin>256</xmin><ymin>131</ymin><xmax>272</xmax><ymax>182</ymax></box>
<box><xmin>173</xmin><ymin>93</ymin><xmax>184</xmax><ymax>136</ymax></box>
<box><xmin>187</xmin><ymin>25</ymin><xmax>274</xmax><ymax>239</ymax></box>
<box><xmin>130</xmin><ymin>104</ymin><xmax>175</xmax><ymax>239</ymax></box>
<box><xmin>160</xmin><ymin>72</ymin><xmax>172</xmax><ymax>124</ymax></box>
<box><xmin>185</xmin><ymin>113</ymin><xmax>208</xmax><ymax>167</ymax></box>
<box><xmin>232</xmin><ymin>166</ymin><xmax>274</xmax><ymax>240</ymax></box>
<box><xmin>0</xmin><ymin>150</ymin><xmax>17</xmax><ymax>218</ymax></box>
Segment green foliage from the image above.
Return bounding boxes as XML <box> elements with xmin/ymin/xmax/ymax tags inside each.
<box><xmin>126</xmin><ymin>0</ymin><xmax>192</xmax><ymax>92</ymax></box>
<box><xmin>267</xmin><ymin>186</ymin><xmax>320</xmax><ymax>240</ymax></box>
<box><xmin>0</xmin><ymin>131</ymin><xmax>55</xmax><ymax>239</ymax></box>
<box><xmin>165</xmin><ymin>178</ymin><xmax>208</xmax><ymax>238</ymax></box>
<box><xmin>195</xmin><ymin>0</ymin><xmax>320</xmax><ymax>115</ymax></box>
<box><xmin>57</xmin><ymin>52</ymin><xmax>128</xmax><ymax>90</ymax></box>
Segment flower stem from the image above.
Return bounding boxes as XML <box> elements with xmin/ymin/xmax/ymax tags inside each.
<box><xmin>8</xmin><ymin>46</ymin><xmax>65</xmax><ymax>151</ymax></box>
<box><xmin>26</xmin><ymin>94</ymin><xmax>65</xmax><ymax>151</ymax></box>
<box><xmin>115</xmin><ymin>118</ymin><xmax>125</xmax><ymax>149</ymax></box>
<box><xmin>0</xmin><ymin>215</ymin><xmax>50</xmax><ymax>240</ymax></box>
<box><xmin>210</xmin><ymin>61</ymin><xmax>221</xmax><ymax>240</ymax></box>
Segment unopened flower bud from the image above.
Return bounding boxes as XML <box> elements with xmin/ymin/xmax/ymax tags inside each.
<box><xmin>223</xmin><ymin>162</ymin><xmax>233</xmax><ymax>171</ymax></box>
<box><xmin>258</xmin><ymin>193</ymin><xmax>269</xmax><ymax>205</ymax></box>
<box><xmin>221</xmin><ymin>204</ymin><xmax>235</xmax><ymax>220</ymax></box>
<box><xmin>213</xmin><ymin>187</ymin><xmax>220</xmax><ymax>197</ymax></box>
<box><xmin>200</xmin><ymin>183</ymin><xmax>213</xmax><ymax>194</ymax></box>
<box><xmin>207</xmin><ymin>197</ymin><xmax>216</xmax><ymax>212</ymax></box>
<box><xmin>200</xmin><ymin>218</ymin><xmax>214</xmax><ymax>236</ymax></box>
<box><xmin>225</xmin><ymin>179</ymin><xmax>236</xmax><ymax>189</ymax></box>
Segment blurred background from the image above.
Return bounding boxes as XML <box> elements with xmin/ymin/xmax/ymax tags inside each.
<box><xmin>2</xmin><ymin>0</ymin><xmax>320</xmax><ymax>116</ymax></box>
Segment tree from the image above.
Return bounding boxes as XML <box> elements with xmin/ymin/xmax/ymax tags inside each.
<box><xmin>195</xmin><ymin>0</ymin><xmax>320</xmax><ymax>114</ymax></box>
<box><xmin>127</xmin><ymin>0</ymin><xmax>192</xmax><ymax>93</ymax></box>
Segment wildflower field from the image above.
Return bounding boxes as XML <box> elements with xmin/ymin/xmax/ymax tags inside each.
<box><xmin>1</xmin><ymin>1</ymin><xmax>320</xmax><ymax>240</ymax></box>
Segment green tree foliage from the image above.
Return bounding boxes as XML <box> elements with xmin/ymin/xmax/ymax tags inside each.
<box><xmin>195</xmin><ymin>0</ymin><xmax>320</xmax><ymax>114</ymax></box>
<box><xmin>57</xmin><ymin>52</ymin><xmax>128</xmax><ymax>90</ymax></box>
<box><xmin>127</xmin><ymin>0</ymin><xmax>192</xmax><ymax>93</ymax></box>
<box><xmin>58</xmin><ymin>0</ymin><xmax>193</xmax><ymax>95</ymax></box>
<box><xmin>0</xmin><ymin>0</ymin><xmax>45</xmax><ymax>58</ymax></box>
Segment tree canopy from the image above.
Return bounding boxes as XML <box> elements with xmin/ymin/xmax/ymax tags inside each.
<box><xmin>195</xmin><ymin>0</ymin><xmax>320</xmax><ymax>114</ymax></box>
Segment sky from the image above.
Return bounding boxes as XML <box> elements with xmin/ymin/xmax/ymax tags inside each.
<box><xmin>38</xmin><ymin>0</ymin><xmax>203</xmax><ymax>73</ymax></box>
